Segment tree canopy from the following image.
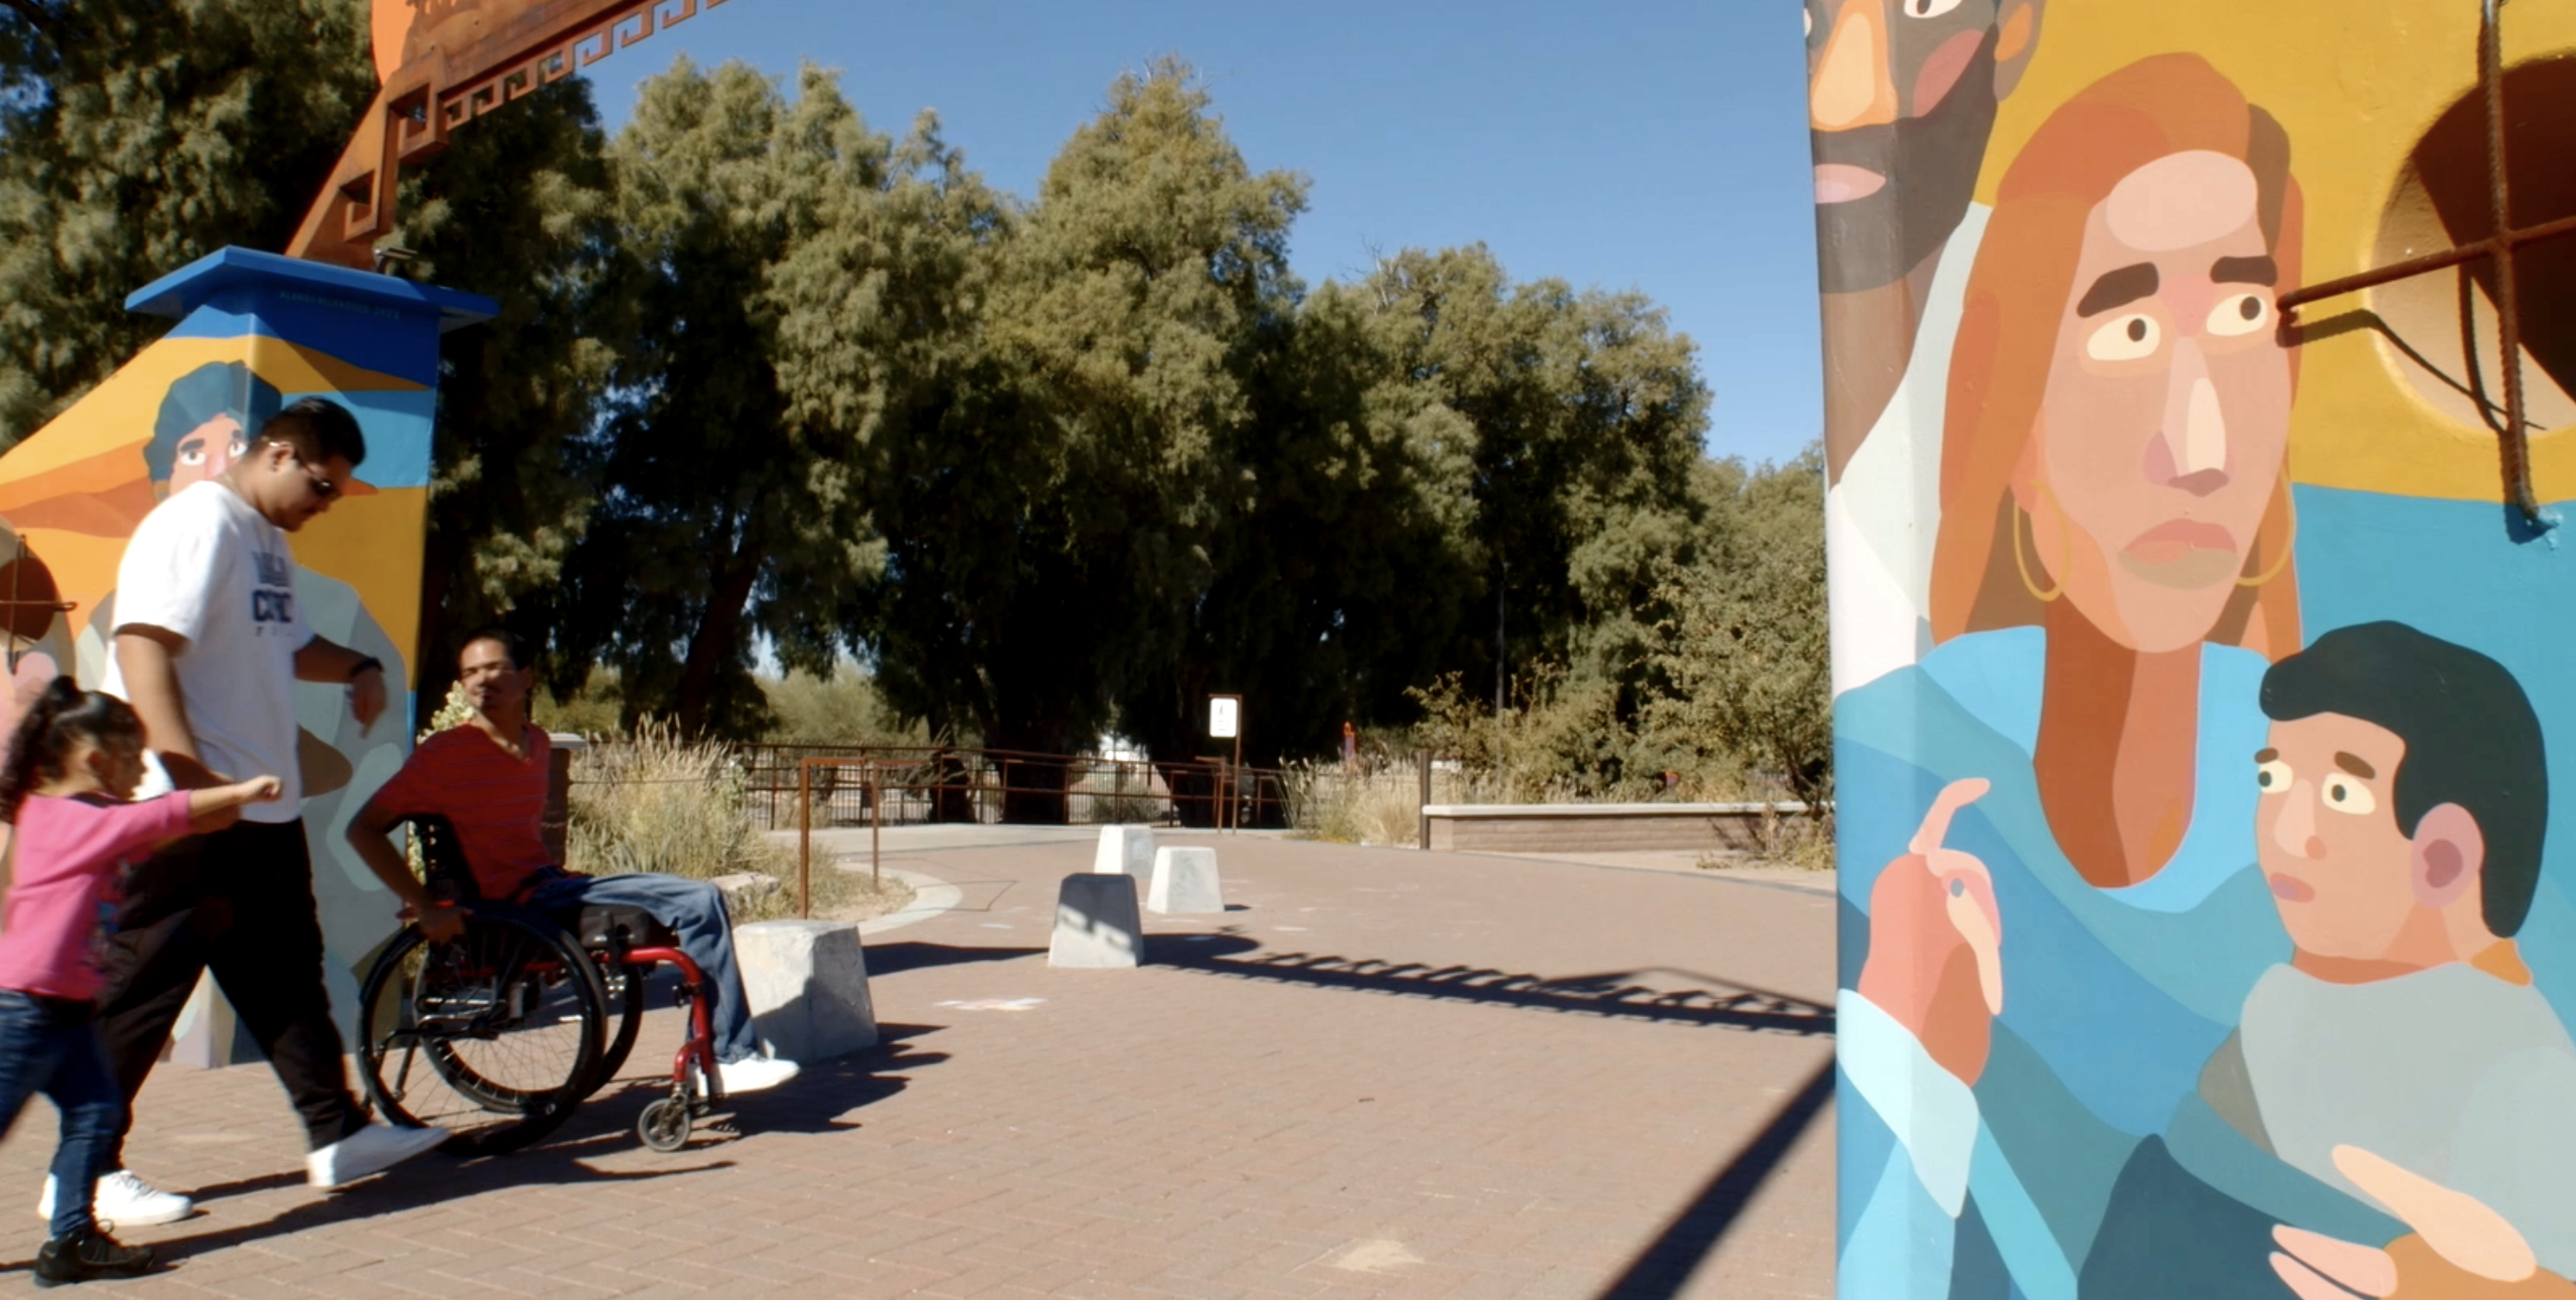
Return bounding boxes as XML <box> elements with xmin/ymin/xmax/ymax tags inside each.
<box><xmin>0</xmin><ymin>30</ymin><xmax>1829</xmax><ymax>808</ymax></box>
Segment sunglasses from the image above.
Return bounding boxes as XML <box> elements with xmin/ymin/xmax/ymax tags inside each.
<box><xmin>285</xmin><ymin>453</ymin><xmax>340</xmax><ymax>500</ymax></box>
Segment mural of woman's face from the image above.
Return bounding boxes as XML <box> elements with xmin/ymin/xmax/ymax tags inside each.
<box><xmin>167</xmin><ymin>413</ymin><xmax>247</xmax><ymax>494</ymax></box>
<box><xmin>2022</xmin><ymin>151</ymin><xmax>2291</xmax><ymax>653</ymax></box>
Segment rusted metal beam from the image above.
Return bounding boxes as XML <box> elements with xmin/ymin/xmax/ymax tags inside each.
<box><xmin>289</xmin><ymin>0</ymin><xmax>735</xmax><ymax>269</ymax></box>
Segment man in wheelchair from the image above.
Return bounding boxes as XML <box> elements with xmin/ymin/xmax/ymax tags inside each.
<box><xmin>344</xmin><ymin>628</ymin><xmax>800</xmax><ymax>1097</ymax></box>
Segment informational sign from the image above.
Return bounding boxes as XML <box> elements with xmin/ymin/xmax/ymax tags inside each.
<box><xmin>1208</xmin><ymin>695</ymin><xmax>1240</xmax><ymax>739</ymax></box>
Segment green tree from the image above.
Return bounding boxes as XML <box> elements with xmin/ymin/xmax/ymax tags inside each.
<box><xmin>1358</xmin><ymin>245</ymin><xmax>1712</xmax><ymax>742</ymax></box>
<box><xmin>1121</xmin><ymin>278</ymin><xmax>1475</xmax><ymax>774</ymax></box>
<box><xmin>858</xmin><ymin>59</ymin><xmax>1306</xmax><ymax>817</ymax></box>
<box><xmin>1651</xmin><ymin>446</ymin><xmax>1830</xmax><ymax>806</ymax></box>
<box><xmin>565</xmin><ymin>58</ymin><xmax>984</xmax><ymax>738</ymax></box>
<box><xmin>391</xmin><ymin>77</ymin><xmax>625</xmax><ymax>677</ymax></box>
<box><xmin>0</xmin><ymin>0</ymin><xmax>374</xmax><ymax>445</ymax></box>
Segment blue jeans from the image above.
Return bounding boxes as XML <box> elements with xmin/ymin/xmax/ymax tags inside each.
<box><xmin>523</xmin><ymin>874</ymin><xmax>762</xmax><ymax>1063</ymax></box>
<box><xmin>0</xmin><ymin>991</ymin><xmax>123</xmax><ymax>1240</ymax></box>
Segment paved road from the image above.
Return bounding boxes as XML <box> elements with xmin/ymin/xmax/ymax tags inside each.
<box><xmin>0</xmin><ymin>830</ymin><xmax>1837</xmax><ymax>1299</ymax></box>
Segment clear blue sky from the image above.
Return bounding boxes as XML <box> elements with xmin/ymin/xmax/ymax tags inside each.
<box><xmin>585</xmin><ymin>0</ymin><xmax>1822</xmax><ymax>468</ymax></box>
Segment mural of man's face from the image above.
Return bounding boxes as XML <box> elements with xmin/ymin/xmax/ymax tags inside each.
<box><xmin>1805</xmin><ymin>0</ymin><xmax>2042</xmax><ymax>295</ymax></box>
<box><xmin>2023</xmin><ymin>151</ymin><xmax>2290</xmax><ymax>653</ymax></box>
<box><xmin>167</xmin><ymin>413</ymin><xmax>248</xmax><ymax>496</ymax></box>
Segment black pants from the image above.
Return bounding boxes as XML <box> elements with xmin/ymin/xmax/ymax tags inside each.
<box><xmin>92</xmin><ymin>818</ymin><xmax>368</xmax><ymax>1162</ymax></box>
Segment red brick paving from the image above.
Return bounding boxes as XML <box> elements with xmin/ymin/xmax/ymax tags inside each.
<box><xmin>0</xmin><ymin>833</ymin><xmax>1835</xmax><ymax>1299</ymax></box>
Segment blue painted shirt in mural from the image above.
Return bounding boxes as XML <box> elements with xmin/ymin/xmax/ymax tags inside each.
<box><xmin>1833</xmin><ymin>627</ymin><xmax>2357</xmax><ymax>1298</ymax></box>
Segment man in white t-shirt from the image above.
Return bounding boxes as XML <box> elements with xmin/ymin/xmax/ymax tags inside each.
<box><xmin>46</xmin><ymin>399</ymin><xmax>448</xmax><ymax>1229</ymax></box>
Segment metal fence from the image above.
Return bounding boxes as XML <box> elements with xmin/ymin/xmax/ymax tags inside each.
<box><xmin>732</xmin><ymin>744</ymin><xmax>1292</xmax><ymax>832</ymax></box>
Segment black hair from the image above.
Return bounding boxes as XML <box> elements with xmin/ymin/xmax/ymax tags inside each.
<box><xmin>147</xmin><ymin>362</ymin><xmax>281</xmax><ymax>483</ymax></box>
<box><xmin>459</xmin><ymin>626</ymin><xmax>530</xmax><ymax>673</ymax></box>
<box><xmin>2260</xmin><ymin>621</ymin><xmax>2549</xmax><ymax>937</ymax></box>
<box><xmin>255</xmin><ymin>396</ymin><xmax>367</xmax><ymax>469</ymax></box>
<box><xmin>0</xmin><ymin>677</ymin><xmax>145</xmax><ymax>822</ymax></box>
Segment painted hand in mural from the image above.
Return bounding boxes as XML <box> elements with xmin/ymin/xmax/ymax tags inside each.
<box><xmin>348</xmin><ymin>662</ymin><xmax>386</xmax><ymax>737</ymax></box>
<box><xmin>2268</xmin><ymin>1147</ymin><xmax>2572</xmax><ymax>1298</ymax></box>
<box><xmin>1857</xmin><ymin>777</ymin><xmax>2001</xmax><ymax>1084</ymax></box>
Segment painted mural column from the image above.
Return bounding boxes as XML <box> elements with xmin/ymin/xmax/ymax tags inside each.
<box><xmin>0</xmin><ymin>248</ymin><xmax>492</xmax><ymax>1062</ymax></box>
<box><xmin>1813</xmin><ymin>2</ymin><xmax>2576</xmax><ymax>1297</ymax></box>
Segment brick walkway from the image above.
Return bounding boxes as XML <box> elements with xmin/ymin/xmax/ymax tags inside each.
<box><xmin>0</xmin><ymin>831</ymin><xmax>1837</xmax><ymax>1299</ymax></box>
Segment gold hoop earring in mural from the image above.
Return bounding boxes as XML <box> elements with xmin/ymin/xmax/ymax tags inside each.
<box><xmin>2012</xmin><ymin>493</ymin><xmax>2065</xmax><ymax>603</ymax></box>
<box><xmin>2235</xmin><ymin>486</ymin><xmax>2296</xmax><ymax>588</ymax></box>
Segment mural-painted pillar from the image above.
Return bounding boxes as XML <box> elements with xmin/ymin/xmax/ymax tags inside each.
<box><xmin>0</xmin><ymin>247</ymin><xmax>493</xmax><ymax>1062</ymax></box>
<box><xmin>1813</xmin><ymin>2</ymin><xmax>2576</xmax><ymax>1295</ymax></box>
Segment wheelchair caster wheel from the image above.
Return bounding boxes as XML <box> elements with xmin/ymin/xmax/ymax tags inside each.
<box><xmin>638</xmin><ymin>1097</ymin><xmax>692</xmax><ymax>1151</ymax></box>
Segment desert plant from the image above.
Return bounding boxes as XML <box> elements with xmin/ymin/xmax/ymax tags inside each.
<box><xmin>567</xmin><ymin>720</ymin><xmax>911</xmax><ymax>923</ymax></box>
<box><xmin>1283</xmin><ymin>762</ymin><xmax>1426</xmax><ymax>845</ymax></box>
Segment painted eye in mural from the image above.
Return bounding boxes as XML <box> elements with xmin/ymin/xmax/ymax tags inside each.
<box><xmin>1902</xmin><ymin>0</ymin><xmax>1965</xmax><ymax>17</ymax></box>
<box><xmin>1804</xmin><ymin>5</ymin><xmax>1813</xmax><ymax>38</ymax></box>
<box><xmin>2320</xmin><ymin>774</ymin><xmax>2377</xmax><ymax>817</ymax></box>
<box><xmin>2205</xmin><ymin>292</ymin><xmax>2273</xmax><ymax>337</ymax></box>
<box><xmin>2254</xmin><ymin>759</ymin><xmax>2293</xmax><ymax>795</ymax></box>
<box><xmin>2084</xmin><ymin>314</ymin><xmax>2162</xmax><ymax>362</ymax></box>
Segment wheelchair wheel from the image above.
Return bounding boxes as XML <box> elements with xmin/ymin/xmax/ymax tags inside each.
<box><xmin>637</xmin><ymin>1096</ymin><xmax>691</xmax><ymax>1152</ymax></box>
<box><xmin>358</xmin><ymin>913</ymin><xmax>607</xmax><ymax>1156</ymax></box>
<box><xmin>589</xmin><ymin>957</ymin><xmax>648</xmax><ymax>1088</ymax></box>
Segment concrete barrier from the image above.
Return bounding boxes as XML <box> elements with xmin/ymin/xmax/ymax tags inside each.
<box><xmin>1147</xmin><ymin>846</ymin><xmax>1222</xmax><ymax>915</ymax></box>
<box><xmin>735</xmin><ymin>919</ymin><xmax>878</xmax><ymax>1062</ymax></box>
<box><xmin>1092</xmin><ymin>824</ymin><xmax>1156</xmax><ymax>876</ymax></box>
<box><xmin>1050</xmin><ymin>874</ymin><xmax>1144</xmax><ymax>968</ymax></box>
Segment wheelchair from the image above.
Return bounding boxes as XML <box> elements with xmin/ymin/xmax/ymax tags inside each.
<box><xmin>353</xmin><ymin>817</ymin><xmax>727</xmax><ymax>1153</ymax></box>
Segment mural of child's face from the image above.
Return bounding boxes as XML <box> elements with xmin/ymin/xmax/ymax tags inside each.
<box><xmin>2023</xmin><ymin>151</ymin><xmax>2291</xmax><ymax>652</ymax></box>
<box><xmin>2254</xmin><ymin>713</ymin><xmax>2415</xmax><ymax>961</ymax></box>
<box><xmin>168</xmin><ymin>413</ymin><xmax>248</xmax><ymax>494</ymax></box>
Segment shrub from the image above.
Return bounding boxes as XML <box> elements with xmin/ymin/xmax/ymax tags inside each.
<box><xmin>566</xmin><ymin>721</ymin><xmax>912</xmax><ymax>923</ymax></box>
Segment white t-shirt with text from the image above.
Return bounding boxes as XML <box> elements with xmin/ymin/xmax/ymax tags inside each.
<box><xmin>101</xmin><ymin>480</ymin><xmax>308</xmax><ymax>821</ymax></box>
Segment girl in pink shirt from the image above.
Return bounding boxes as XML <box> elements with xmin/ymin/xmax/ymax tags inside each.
<box><xmin>0</xmin><ymin>679</ymin><xmax>276</xmax><ymax>1285</ymax></box>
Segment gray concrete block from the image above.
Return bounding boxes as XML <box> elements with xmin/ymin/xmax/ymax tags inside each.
<box><xmin>1092</xmin><ymin>824</ymin><xmax>1156</xmax><ymax>875</ymax></box>
<box><xmin>735</xmin><ymin>919</ymin><xmax>878</xmax><ymax>1062</ymax></box>
<box><xmin>1147</xmin><ymin>846</ymin><xmax>1223</xmax><ymax>915</ymax></box>
<box><xmin>1050</xmin><ymin>874</ymin><xmax>1144</xmax><ymax>968</ymax></box>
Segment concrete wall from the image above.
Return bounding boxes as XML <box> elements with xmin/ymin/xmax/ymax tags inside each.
<box><xmin>1422</xmin><ymin>803</ymin><xmax>1810</xmax><ymax>854</ymax></box>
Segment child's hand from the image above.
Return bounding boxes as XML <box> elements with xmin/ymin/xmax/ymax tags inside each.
<box><xmin>239</xmin><ymin>775</ymin><xmax>283</xmax><ymax>804</ymax></box>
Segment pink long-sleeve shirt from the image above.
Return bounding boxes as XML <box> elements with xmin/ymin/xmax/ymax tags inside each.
<box><xmin>0</xmin><ymin>791</ymin><xmax>192</xmax><ymax>1001</ymax></box>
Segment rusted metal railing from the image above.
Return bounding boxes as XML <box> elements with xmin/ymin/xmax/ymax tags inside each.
<box><xmin>770</xmin><ymin>747</ymin><xmax>1290</xmax><ymax>917</ymax></box>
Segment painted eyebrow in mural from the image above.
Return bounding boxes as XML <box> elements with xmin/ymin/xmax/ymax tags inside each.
<box><xmin>2077</xmin><ymin>264</ymin><xmax>2160</xmax><ymax>317</ymax></box>
<box><xmin>2254</xmin><ymin>748</ymin><xmax>2279</xmax><ymax>762</ymax></box>
<box><xmin>2211</xmin><ymin>255</ymin><xmax>2278</xmax><ymax>286</ymax></box>
<box><xmin>2332</xmin><ymin>752</ymin><xmax>2376</xmax><ymax>779</ymax></box>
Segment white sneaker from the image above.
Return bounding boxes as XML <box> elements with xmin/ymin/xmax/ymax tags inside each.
<box><xmin>35</xmin><ymin>1170</ymin><xmax>194</xmax><ymax>1228</ymax></box>
<box><xmin>306</xmin><ymin>1123</ymin><xmax>449</xmax><ymax>1190</ymax></box>
<box><xmin>713</xmin><ymin>1056</ymin><xmax>800</xmax><ymax>1096</ymax></box>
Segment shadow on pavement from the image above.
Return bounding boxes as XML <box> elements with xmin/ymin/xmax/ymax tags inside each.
<box><xmin>144</xmin><ymin>1134</ymin><xmax>736</xmax><ymax>1266</ymax></box>
<box><xmin>1592</xmin><ymin>1056</ymin><xmax>1837</xmax><ymax>1299</ymax></box>
<box><xmin>864</xmin><ymin>941</ymin><xmax>1045</xmax><ymax>975</ymax></box>
<box><xmin>143</xmin><ymin>1025</ymin><xmax>954</xmax><ymax>1266</ymax></box>
<box><xmin>1158</xmin><ymin>942</ymin><xmax>1834</xmax><ymax>1035</ymax></box>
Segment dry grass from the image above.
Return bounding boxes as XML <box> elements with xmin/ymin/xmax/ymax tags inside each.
<box><xmin>567</xmin><ymin>722</ymin><xmax>914</xmax><ymax>924</ymax></box>
<box><xmin>1282</xmin><ymin>764</ymin><xmax>1426</xmax><ymax>846</ymax></box>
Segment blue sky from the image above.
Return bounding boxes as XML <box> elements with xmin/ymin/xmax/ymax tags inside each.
<box><xmin>586</xmin><ymin>0</ymin><xmax>1822</xmax><ymax>469</ymax></box>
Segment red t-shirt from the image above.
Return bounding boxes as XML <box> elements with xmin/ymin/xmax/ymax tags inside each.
<box><xmin>0</xmin><ymin>791</ymin><xmax>194</xmax><ymax>1001</ymax></box>
<box><xmin>371</xmin><ymin>725</ymin><xmax>555</xmax><ymax>903</ymax></box>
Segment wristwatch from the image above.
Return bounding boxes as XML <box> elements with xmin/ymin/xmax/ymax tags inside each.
<box><xmin>348</xmin><ymin>656</ymin><xmax>384</xmax><ymax>682</ymax></box>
